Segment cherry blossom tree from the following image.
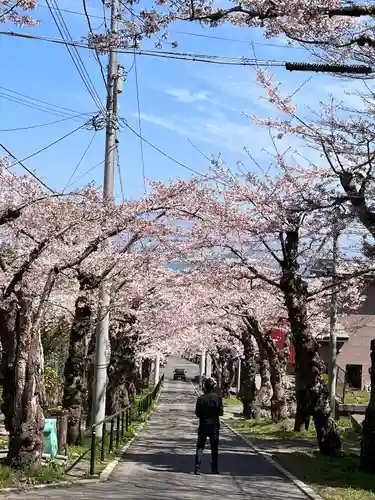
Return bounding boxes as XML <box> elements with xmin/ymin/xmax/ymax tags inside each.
<box><xmin>175</xmin><ymin>163</ymin><xmax>366</xmax><ymax>453</ymax></box>
<box><xmin>0</xmin><ymin>160</ymin><xmax>212</xmax><ymax>465</ymax></box>
<box><xmin>154</xmin><ymin>0</ymin><xmax>375</xmax><ymax>65</ymax></box>
<box><xmin>253</xmin><ymin>69</ymin><xmax>375</xmax><ymax>244</ymax></box>
<box><xmin>0</xmin><ymin>0</ymin><xmax>38</xmax><ymax>27</ymax></box>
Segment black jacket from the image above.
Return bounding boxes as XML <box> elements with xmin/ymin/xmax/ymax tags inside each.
<box><xmin>195</xmin><ymin>391</ymin><xmax>224</xmax><ymax>428</ymax></box>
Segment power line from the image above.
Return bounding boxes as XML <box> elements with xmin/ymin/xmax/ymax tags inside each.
<box><xmin>123</xmin><ymin>122</ymin><xmax>211</xmax><ymax>178</ymax></box>
<box><xmin>10</xmin><ymin>30</ymin><xmax>371</xmax><ymax>72</ymax></box>
<box><xmin>0</xmin><ymin>113</ymin><xmax>91</xmax><ymax>132</ymax></box>
<box><xmin>0</xmin><ymin>91</ymin><xmax>76</xmax><ymax>118</ymax></box>
<box><xmin>6</xmin><ymin>122</ymin><xmax>88</xmax><ymax>170</ymax></box>
<box><xmin>44</xmin><ymin>0</ymin><xmax>105</xmax><ymax>113</ymax></box>
<box><xmin>0</xmin><ymin>143</ymin><xmax>55</xmax><ymax>193</ymax></box>
<box><xmin>81</xmin><ymin>0</ymin><xmax>107</xmax><ymax>87</ymax></box>
<box><xmin>64</xmin><ymin>158</ymin><xmax>105</xmax><ymax>189</ymax></box>
<box><xmin>0</xmin><ymin>85</ymin><xmax>93</xmax><ymax>119</ymax></box>
<box><xmin>0</xmin><ymin>31</ymin><xmax>290</xmax><ymax>67</ymax></box>
<box><xmin>4</xmin><ymin>30</ymin><xmax>368</xmax><ymax>73</ymax></box>
<box><xmin>131</xmin><ymin>13</ymin><xmax>147</xmax><ymax>194</ymax></box>
<box><xmin>115</xmin><ymin>145</ymin><xmax>125</xmax><ymax>202</ymax></box>
<box><xmin>172</xmin><ymin>30</ymin><xmax>304</xmax><ymax>50</ymax></box>
<box><xmin>62</xmin><ymin>132</ymin><xmax>97</xmax><ymax>192</ymax></box>
<box><xmin>134</xmin><ymin>58</ymin><xmax>146</xmax><ymax>193</ymax></box>
<box><xmin>37</xmin><ymin>3</ymin><xmax>303</xmax><ymax>51</ymax></box>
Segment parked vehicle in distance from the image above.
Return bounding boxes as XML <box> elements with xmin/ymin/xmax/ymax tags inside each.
<box><xmin>173</xmin><ymin>368</ymin><xmax>187</xmax><ymax>381</ymax></box>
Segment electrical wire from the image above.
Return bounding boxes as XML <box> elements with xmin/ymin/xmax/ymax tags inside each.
<box><xmin>0</xmin><ymin>113</ymin><xmax>91</xmax><ymax>132</ymax></box>
<box><xmin>62</xmin><ymin>132</ymin><xmax>97</xmax><ymax>192</ymax></box>
<box><xmin>0</xmin><ymin>32</ymin><xmax>290</xmax><ymax>67</ymax></box>
<box><xmin>130</xmin><ymin>12</ymin><xmax>147</xmax><ymax>194</ymax></box>
<box><xmin>0</xmin><ymin>92</ymin><xmax>75</xmax><ymax>119</ymax></box>
<box><xmin>172</xmin><ymin>30</ymin><xmax>304</xmax><ymax>50</ymax></box>
<box><xmin>36</xmin><ymin>3</ymin><xmax>303</xmax><ymax>51</ymax></box>
<box><xmin>47</xmin><ymin>0</ymin><xmax>105</xmax><ymax>110</ymax></box>
<box><xmin>0</xmin><ymin>86</ymin><xmax>92</xmax><ymax>119</ymax></box>
<box><xmin>134</xmin><ymin>58</ymin><xmax>147</xmax><ymax>193</ymax></box>
<box><xmin>123</xmin><ymin>122</ymin><xmax>212</xmax><ymax>178</ymax></box>
<box><xmin>115</xmin><ymin>145</ymin><xmax>125</xmax><ymax>202</ymax></box>
<box><xmin>81</xmin><ymin>0</ymin><xmax>107</xmax><ymax>87</ymax></box>
<box><xmin>45</xmin><ymin>0</ymin><xmax>105</xmax><ymax>114</ymax></box>
<box><xmin>65</xmin><ymin>158</ymin><xmax>105</xmax><ymax>189</ymax></box>
<box><xmin>0</xmin><ymin>143</ymin><xmax>55</xmax><ymax>193</ymax></box>
<box><xmin>6</xmin><ymin>122</ymin><xmax>88</xmax><ymax>170</ymax></box>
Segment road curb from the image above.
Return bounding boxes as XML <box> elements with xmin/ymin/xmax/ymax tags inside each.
<box><xmin>223</xmin><ymin>421</ymin><xmax>324</xmax><ymax>500</ymax></box>
<box><xmin>0</xmin><ymin>384</ymin><xmax>165</xmax><ymax>495</ymax></box>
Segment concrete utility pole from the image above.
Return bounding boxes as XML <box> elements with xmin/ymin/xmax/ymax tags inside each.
<box><xmin>206</xmin><ymin>353</ymin><xmax>212</xmax><ymax>378</ymax></box>
<box><xmin>328</xmin><ymin>220</ymin><xmax>340</xmax><ymax>418</ymax></box>
<box><xmin>91</xmin><ymin>0</ymin><xmax>121</xmax><ymax>437</ymax></box>
<box><xmin>200</xmin><ymin>350</ymin><xmax>206</xmax><ymax>379</ymax></box>
<box><xmin>236</xmin><ymin>358</ymin><xmax>241</xmax><ymax>394</ymax></box>
<box><xmin>154</xmin><ymin>353</ymin><xmax>160</xmax><ymax>386</ymax></box>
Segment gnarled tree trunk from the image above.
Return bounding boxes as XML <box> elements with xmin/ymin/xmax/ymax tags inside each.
<box><xmin>245</xmin><ymin>316</ymin><xmax>287</xmax><ymax>422</ymax></box>
<box><xmin>62</xmin><ymin>273</ymin><xmax>96</xmax><ymax>445</ymax></box>
<box><xmin>1</xmin><ymin>298</ymin><xmax>45</xmax><ymax>468</ymax></box>
<box><xmin>106</xmin><ymin>313</ymin><xmax>141</xmax><ymax>416</ymax></box>
<box><xmin>214</xmin><ymin>346</ymin><xmax>236</xmax><ymax>398</ymax></box>
<box><xmin>280</xmin><ymin>251</ymin><xmax>341</xmax><ymax>455</ymax></box>
<box><xmin>360</xmin><ymin>339</ymin><xmax>375</xmax><ymax>472</ymax></box>
<box><xmin>257</xmin><ymin>344</ymin><xmax>272</xmax><ymax>409</ymax></box>
<box><xmin>141</xmin><ymin>358</ymin><xmax>152</xmax><ymax>389</ymax></box>
<box><xmin>240</xmin><ymin>330</ymin><xmax>257</xmax><ymax>419</ymax></box>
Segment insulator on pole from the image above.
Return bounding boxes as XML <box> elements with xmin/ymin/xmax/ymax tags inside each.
<box><xmin>285</xmin><ymin>62</ymin><xmax>373</xmax><ymax>74</ymax></box>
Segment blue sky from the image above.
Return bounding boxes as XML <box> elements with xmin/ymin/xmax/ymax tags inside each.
<box><xmin>0</xmin><ymin>0</ymin><xmax>361</xmax><ymax>201</ymax></box>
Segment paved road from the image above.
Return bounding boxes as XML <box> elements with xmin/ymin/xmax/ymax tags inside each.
<box><xmin>2</xmin><ymin>356</ymin><xmax>310</xmax><ymax>499</ymax></box>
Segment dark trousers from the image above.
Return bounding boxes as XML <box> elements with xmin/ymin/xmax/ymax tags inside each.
<box><xmin>195</xmin><ymin>425</ymin><xmax>219</xmax><ymax>470</ymax></box>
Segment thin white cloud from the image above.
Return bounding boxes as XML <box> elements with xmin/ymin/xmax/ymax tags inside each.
<box><xmin>134</xmin><ymin>111</ymin><xmax>274</xmax><ymax>155</ymax></box>
<box><xmin>165</xmin><ymin>88</ymin><xmax>211</xmax><ymax>103</ymax></box>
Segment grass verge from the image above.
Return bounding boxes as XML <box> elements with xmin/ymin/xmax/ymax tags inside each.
<box><xmin>0</xmin><ymin>461</ymin><xmax>65</xmax><ymax>489</ymax></box>
<box><xmin>228</xmin><ymin>417</ymin><xmax>375</xmax><ymax>500</ymax></box>
<box><xmin>223</xmin><ymin>395</ymin><xmax>241</xmax><ymax>406</ymax></box>
<box><xmin>344</xmin><ymin>391</ymin><xmax>370</xmax><ymax>405</ymax></box>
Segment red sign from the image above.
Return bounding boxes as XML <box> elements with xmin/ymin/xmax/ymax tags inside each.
<box><xmin>269</xmin><ymin>327</ymin><xmax>296</xmax><ymax>365</ymax></box>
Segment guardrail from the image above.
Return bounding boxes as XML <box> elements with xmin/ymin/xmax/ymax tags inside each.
<box><xmin>65</xmin><ymin>374</ymin><xmax>164</xmax><ymax>476</ymax></box>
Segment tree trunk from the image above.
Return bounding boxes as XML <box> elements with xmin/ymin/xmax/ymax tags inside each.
<box><xmin>257</xmin><ymin>344</ymin><xmax>272</xmax><ymax>409</ymax></box>
<box><xmin>85</xmin><ymin>330</ymin><xmax>96</xmax><ymax>428</ymax></box>
<box><xmin>360</xmin><ymin>339</ymin><xmax>375</xmax><ymax>472</ymax></box>
<box><xmin>1</xmin><ymin>298</ymin><xmax>45</xmax><ymax>468</ymax></box>
<box><xmin>141</xmin><ymin>358</ymin><xmax>152</xmax><ymax>388</ymax></box>
<box><xmin>106</xmin><ymin>324</ymin><xmax>138</xmax><ymax>415</ymax></box>
<box><xmin>270</xmin><ymin>367</ymin><xmax>286</xmax><ymax>423</ymax></box>
<box><xmin>245</xmin><ymin>317</ymin><xmax>286</xmax><ymax>422</ymax></box>
<box><xmin>239</xmin><ymin>333</ymin><xmax>257</xmax><ymax>419</ymax></box>
<box><xmin>62</xmin><ymin>274</ymin><xmax>95</xmax><ymax>445</ymax></box>
<box><xmin>280</xmin><ymin>264</ymin><xmax>341</xmax><ymax>455</ymax></box>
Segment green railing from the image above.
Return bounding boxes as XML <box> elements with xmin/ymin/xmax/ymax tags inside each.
<box><xmin>84</xmin><ymin>374</ymin><xmax>164</xmax><ymax>475</ymax></box>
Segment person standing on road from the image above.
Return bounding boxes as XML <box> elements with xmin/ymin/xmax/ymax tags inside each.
<box><xmin>194</xmin><ymin>377</ymin><xmax>223</xmax><ymax>475</ymax></box>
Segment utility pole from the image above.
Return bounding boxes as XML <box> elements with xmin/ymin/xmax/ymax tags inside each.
<box><xmin>206</xmin><ymin>353</ymin><xmax>212</xmax><ymax>378</ymax></box>
<box><xmin>91</xmin><ymin>0</ymin><xmax>120</xmax><ymax>437</ymax></box>
<box><xmin>200</xmin><ymin>350</ymin><xmax>206</xmax><ymax>379</ymax></box>
<box><xmin>328</xmin><ymin>218</ymin><xmax>340</xmax><ymax>418</ymax></box>
<box><xmin>236</xmin><ymin>358</ymin><xmax>241</xmax><ymax>395</ymax></box>
<box><xmin>154</xmin><ymin>353</ymin><xmax>160</xmax><ymax>386</ymax></box>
